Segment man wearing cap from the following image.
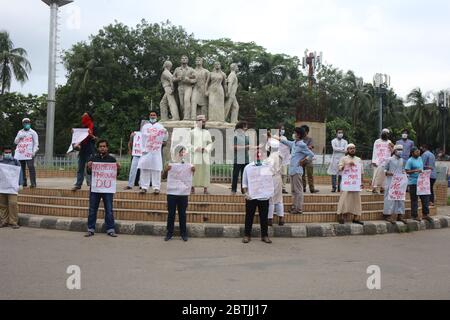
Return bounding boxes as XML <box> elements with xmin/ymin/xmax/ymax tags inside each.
<box><xmin>189</xmin><ymin>115</ymin><xmax>213</xmax><ymax>194</ymax></box>
<box><xmin>371</xmin><ymin>129</ymin><xmax>392</xmax><ymax>194</ymax></box>
<box><xmin>383</xmin><ymin>144</ymin><xmax>407</xmax><ymax>224</ymax></box>
<box><xmin>14</xmin><ymin>118</ymin><xmax>39</xmax><ymax>188</ymax></box>
<box><xmin>396</xmin><ymin>129</ymin><xmax>414</xmax><ymax>164</ymax></box>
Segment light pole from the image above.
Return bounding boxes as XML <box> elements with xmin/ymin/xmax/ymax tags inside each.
<box><xmin>373</xmin><ymin>73</ymin><xmax>390</xmax><ymax>134</ymax></box>
<box><xmin>42</xmin><ymin>0</ymin><xmax>74</xmax><ymax>163</ymax></box>
<box><xmin>437</xmin><ymin>90</ymin><xmax>449</xmax><ymax>155</ymax></box>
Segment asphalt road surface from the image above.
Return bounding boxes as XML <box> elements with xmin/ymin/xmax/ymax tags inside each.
<box><xmin>1</xmin><ymin>227</ymin><xmax>450</xmax><ymax>300</ymax></box>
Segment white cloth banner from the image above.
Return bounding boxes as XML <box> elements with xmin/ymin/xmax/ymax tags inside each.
<box><xmin>0</xmin><ymin>163</ymin><xmax>21</xmax><ymax>195</ymax></box>
<box><xmin>14</xmin><ymin>136</ymin><xmax>33</xmax><ymax>160</ymax></box>
<box><xmin>417</xmin><ymin>170</ymin><xmax>432</xmax><ymax>196</ymax></box>
<box><xmin>341</xmin><ymin>164</ymin><xmax>362</xmax><ymax>192</ymax></box>
<box><xmin>67</xmin><ymin>128</ymin><xmax>89</xmax><ymax>153</ymax></box>
<box><xmin>91</xmin><ymin>162</ymin><xmax>117</xmax><ymax>194</ymax></box>
<box><xmin>247</xmin><ymin>165</ymin><xmax>275</xmax><ymax>200</ymax></box>
<box><xmin>388</xmin><ymin>174</ymin><xmax>409</xmax><ymax>201</ymax></box>
<box><xmin>132</xmin><ymin>132</ymin><xmax>143</xmax><ymax>157</ymax></box>
<box><xmin>167</xmin><ymin>163</ymin><xmax>193</xmax><ymax>196</ymax></box>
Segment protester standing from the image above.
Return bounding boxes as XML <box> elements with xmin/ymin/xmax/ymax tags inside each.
<box><xmin>327</xmin><ymin>129</ymin><xmax>348</xmax><ymax>193</ymax></box>
<box><xmin>421</xmin><ymin>144</ymin><xmax>437</xmax><ymax>206</ymax></box>
<box><xmin>0</xmin><ymin>146</ymin><xmax>22</xmax><ymax>229</ymax></box>
<box><xmin>14</xmin><ymin>118</ymin><xmax>39</xmax><ymax>188</ymax></box>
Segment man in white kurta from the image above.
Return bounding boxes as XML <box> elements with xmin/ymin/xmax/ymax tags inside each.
<box><xmin>190</xmin><ymin>115</ymin><xmax>213</xmax><ymax>194</ymax></box>
<box><xmin>327</xmin><ymin>129</ymin><xmax>348</xmax><ymax>193</ymax></box>
<box><xmin>371</xmin><ymin>129</ymin><xmax>393</xmax><ymax>194</ymax></box>
<box><xmin>138</xmin><ymin>112</ymin><xmax>168</xmax><ymax>194</ymax></box>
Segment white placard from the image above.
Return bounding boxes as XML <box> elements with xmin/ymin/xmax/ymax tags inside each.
<box><xmin>373</xmin><ymin>142</ymin><xmax>391</xmax><ymax>166</ymax></box>
<box><xmin>0</xmin><ymin>163</ymin><xmax>21</xmax><ymax>195</ymax></box>
<box><xmin>67</xmin><ymin>128</ymin><xmax>89</xmax><ymax>153</ymax></box>
<box><xmin>341</xmin><ymin>164</ymin><xmax>362</xmax><ymax>192</ymax></box>
<box><xmin>246</xmin><ymin>165</ymin><xmax>275</xmax><ymax>200</ymax></box>
<box><xmin>167</xmin><ymin>163</ymin><xmax>193</xmax><ymax>196</ymax></box>
<box><xmin>417</xmin><ymin>170</ymin><xmax>432</xmax><ymax>196</ymax></box>
<box><xmin>14</xmin><ymin>135</ymin><xmax>33</xmax><ymax>160</ymax></box>
<box><xmin>171</xmin><ymin>128</ymin><xmax>191</xmax><ymax>162</ymax></box>
<box><xmin>388</xmin><ymin>174</ymin><xmax>408</xmax><ymax>201</ymax></box>
<box><xmin>91</xmin><ymin>162</ymin><xmax>117</xmax><ymax>194</ymax></box>
<box><xmin>132</xmin><ymin>132</ymin><xmax>143</xmax><ymax>157</ymax></box>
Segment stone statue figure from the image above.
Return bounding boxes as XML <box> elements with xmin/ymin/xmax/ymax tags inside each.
<box><xmin>160</xmin><ymin>60</ymin><xmax>180</xmax><ymax>121</ymax></box>
<box><xmin>205</xmin><ymin>61</ymin><xmax>227</xmax><ymax>122</ymax></box>
<box><xmin>191</xmin><ymin>57</ymin><xmax>210</xmax><ymax>120</ymax></box>
<box><xmin>224</xmin><ymin>63</ymin><xmax>240</xmax><ymax>124</ymax></box>
<box><xmin>173</xmin><ymin>55</ymin><xmax>196</xmax><ymax>120</ymax></box>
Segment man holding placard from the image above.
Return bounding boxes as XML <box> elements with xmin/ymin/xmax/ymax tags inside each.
<box><xmin>371</xmin><ymin>129</ymin><xmax>392</xmax><ymax>194</ymax></box>
<box><xmin>124</xmin><ymin>130</ymin><xmax>142</xmax><ymax>190</ymax></box>
<box><xmin>242</xmin><ymin>149</ymin><xmax>275</xmax><ymax>244</ymax></box>
<box><xmin>14</xmin><ymin>118</ymin><xmax>39</xmax><ymax>188</ymax></box>
<box><xmin>0</xmin><ymin>146</ymin><xmax>22</xmax><ymax>229</ymax></box>
<box><xmin>337</xmin><ymin>144</ymin><xmax>364</xmax><ymax>225</ymax></box>
<box><xmin>405</xmin><ymin>147</ymin><xmax>432</xmax><ymax>222</ymax></box>
<box><xmin>85</xmin><ymin>140</ymin><xmax>120</xmax><ymax>238</ymax></box>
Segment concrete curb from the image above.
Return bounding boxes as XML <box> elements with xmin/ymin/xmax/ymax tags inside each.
<box><xmin>17</xmin><ymin>214</ymin><xmax>450</xmax><ymax>239</ymax></box>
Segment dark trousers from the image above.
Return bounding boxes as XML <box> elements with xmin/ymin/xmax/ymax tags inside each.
<box><xmin>167</xmin><ymin>195</ymin><xmax>188</xmax><ymax>237</ymax></box>
<box><xmin>332</xmin><ymin>175</ymin><xmax>343</xmax><ymax>191</ymax></box>
<box><xmin>430</xmin><ymin>178</ymin><xmax>436</xmax><ymax>204</ymax></box>
<box><xmin>76</xmin><ymin>154</ymin><xmax>91</xmax><ymax>187</ymax></box>
<box><xmin>409</xmin><ymin>185</ymin><xmax>430</xmax><ymax>218</ymax></box>
<box><xmin>231</xmin><ymin>163</ymin><xmax>247</xmax><ymax>193</ymax></box>
<box><xmin>245</xmin><ymin>199</ymin><xmax>269</xmax><ymax>238</ymax></box>
<box><xmin>87</xmin><ymin>192</ymin><xmax>115</xmax><ymax>233</ymax></box>
<box><xmin>19</xmin><ymin>159</ymin><xmax>36</xmax><ymax>187</ymax></box>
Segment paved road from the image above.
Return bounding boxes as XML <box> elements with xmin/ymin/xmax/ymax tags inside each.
<box><xmin>1</xmin><ymin>227</ymin><xmax>450</xmax><ymax>300</ymax></box>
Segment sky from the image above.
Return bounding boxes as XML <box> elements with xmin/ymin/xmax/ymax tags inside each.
<box><xmin>2</xmin><ymin>0</ymin><xmax>450</xmax><ymax>100</ymax></box>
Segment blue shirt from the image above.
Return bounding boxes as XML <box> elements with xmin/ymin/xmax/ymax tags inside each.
<box><xmin>405</xmin><ymin>157</ymin><xmax>424</xmax><ymax>185</ymax></box>
<box><xmin>281</xmin><ymin>139</ymin><xmax>315</xmax><ymax>176</ymax></box>
<box><xmin>396</xmin><ymin>139</ymin><xmax>414</xmax><ymax>162</ymax></box>
<box><xmin>421</xmin><ymin>150</ymin><xmax>436</xmax><ymax>179</ymax></box>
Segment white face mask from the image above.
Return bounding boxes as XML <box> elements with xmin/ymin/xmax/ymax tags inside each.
<box><xmin>337</xmin><ymin>133</ymin><xmax>344</xmax><ymax>139</ymax></box>
<box><xmin>292</xmin><ymin>133</ymin><xmax>297</xmax><ymax>140</ymax></box>
<box><xmin>402</xmin><ymin>134</ymin><xmax>408</xmax><ymax>140</ymax></box>
<box><xmin>395</xmin><ymin>151</ymin><xmax>403</xmax><ymax>158</ymax></box>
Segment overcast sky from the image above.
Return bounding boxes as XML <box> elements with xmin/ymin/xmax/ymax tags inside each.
<box><xmin>2</xmin><ymin>0</ymin><xmax>450</xmax><ymax>99</ymax></box>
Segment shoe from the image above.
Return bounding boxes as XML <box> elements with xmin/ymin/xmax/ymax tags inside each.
<box><xmin>380</xmin><ymin>188</ymin><xmax>385</xmax><ymax>194</ymax></box>
<box><xmin>289</xmin><ymin>209</ymin><xmax>303</xmax><ymax>215</ymax></box>
<box><xmin>181</xmin><ymin>236</ymin><xmax>188</xmax><ymax>242</ymax></box>
<box><xmin>124</xmin><ymin>186</ymin><xmax>132</xmax><ymax>190</ymax></box>
<box><xmin>153</xmin><ymin>189</ymin><xmax>160</xmax><ymax>195</ymax></box>
<box><xmin>268</xmin><ymin>219</ymin><xmax>273</xmax><ymax>227</ymax></box>
<box><xmin>242</xmin><ymin>236</ymin><xmax>251</xmax><ymax>244</ymax></box>
<box><xmin>140</xmin><ymin>189</ymin><xmax>147</xmax><ymax>194</ymax></box>
<box><xmin>278</xmin><ymin>217</ymin><xmax>285</xmax><ymax>226</ymax></box>
<box><xmin>72</xmin><ymin>186</ymin><xmax>81</xmax><ymax>191</ymax></box>
<box><xmin>10</xmin><ymin>224</ymin><xmax>20</xmax><ymax>229</ymax></box>
<box><xmin>164</xmin><ymin>235</ymin><xmax>172</xmax><ymax>241</ymax></box>
<box><xmin>423</xmin><ymin>216</ymin><xmax>433</xmax><ymax>223</ymax></box>
<box><xmin>352</xmin><ymin>220</ymin><xmax>364</xmax><ymax>226</ymax></box>
<box><xmin>398</xmin><ymin>218</ymin><xmax>408</xmax><ymax>224</ymax></box>
<box><xmin>0</xmin><ymin>223</ymin><xmax>8</xmax><ymax>228</ymax></box>
<box><xmin>429</xmin><ymin>202</ymin><xmax>435</xmax><ymax>207</ymax></box>
<box><xmin>303</xmin><ymin>189</ymin><xmax>307</xmax><ymax>193</ymax></box>
<box><xmin>311</xmin><ymin>190</ymin><xmax>319</xmax><ymax>194</ymax></box>
<box><xmin>331</xmin><ymin>189</ymin><xmax>337</xmax><ymax>193</ymax></box>
<box><xmin>282</xmin><ymin>189</ymin><xmax>288</xmax><ymax>194</ymax></box>
<box><xmin>84</xmin><ymin>231</ymin><xmax>95</xmax><ymax>237</ymax></box>
<box><xmin>30</xmin><ymin>185</ymin><xmax>36</xmax><ymax>189</ymax></box>
<box><xmin>261</xmin><ymin>237</ymin><xmax>272</xmax><ymax>244</ymax></box>
<box><xmin>107</xmin><ymin>232</ymin><xmax>118</xmax><ymax>238</ymax></box>
<box><xmin>413</xmin><ymin>217</ymin><xmax>422</xmax><ymax>222</ymax></box>
<box><xmin>372</xmin><ymin>189</ymin><xmax>378</xmax><ymax>194</ymax></box>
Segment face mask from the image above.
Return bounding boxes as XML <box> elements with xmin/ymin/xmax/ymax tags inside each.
<box><xmin>3</xmin><ymin>153</ymin><xmax>12</xmax><ymax>160</ymax></box>
<box><xmin>402</xmin><ymin>134</ymin><xmax>408</xmax><ymax>140</ymax></box>
<box><xmin>337</xmin><ymin>133</ymin><xmax>344</xmax><ymax>139</ymax></box>
<box><xmin>24</xmin><ymin>124</ymin><xmax>31</xmax><ymax>130</ymax></box>
<box><xmin>149</xmin><ymin>118</ymin><xmax>157</xmax><ymax>124</ymax></box>
<box><xmin>280</xmin><ymin>130</ymin><xmax>285</xmax><ymax>136</ymax></box>
<box><xmin>292</xmin><ymin>133</ymin><xmax>297</xmax><ymax>140</ymax></box>
<box><xmin>395</xmin><ymin>151</ymin><xmax>403</xmax><ymax>158</ymax></box>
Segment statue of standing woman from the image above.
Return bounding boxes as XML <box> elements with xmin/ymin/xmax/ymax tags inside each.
<box><xmin>160</xmin><ymin>60</ymin><xmax>180</xmax><ymax>121</ymax></box>
<box><xmin>225</xmin><ymin>63</ymin><xmax>240</xmax><ymax>124</ymax></box>
<box><xmin>206</xmin><ymin>62</ymin><xmax>227</xmax><ymax>122</ymax></box>
<box><xmin>173</xmin><ymin>55</ymin><xmax>196</xmax><ymax>120</ymax></box>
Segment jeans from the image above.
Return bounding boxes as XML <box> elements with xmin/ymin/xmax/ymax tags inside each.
<box><xmin>75</xmin><ymin>154</ymin><xmax>91</xmax><ymax>187</ymax></box>
<box><xmin>245</xmin><ymin>199</ymin><xmax>269</xmax><ymax>238</ymax></box>
<box><xmin>231</xmin><ymin>163</ymin><xmax>247</xmax><ymax>193</ymax></box>
<box><xmin>166</xmin><ymin>195</ymin><xmax>188</xmax><ymax>237</ymax></box>
<box><xmin>19</xmin><ymin>159</ymin><xmax>36</xmax><ymax>187</ymax></box>
<box><xmin>332</xmin><ymin>175</ymin><xmax>343</xmax><ymax>191</ymax></box>
<box><xmin>430</xmin><ymin>178</ymin><xmax>436</xmax><ymax>204</ymax></box>
<box><xmin>127</xmin><ymin>156</ymin><xmax>141</xmax><ymax>187</ymax></box>
<box><xmin>409</xmin><ymin>185</ymin><xmax>430</xmax><ymax>218</ymax></box>
<box><xmin>87</xmin><ymin>192</ymin><xmax>115</xmax><ymax>233</ymax></box>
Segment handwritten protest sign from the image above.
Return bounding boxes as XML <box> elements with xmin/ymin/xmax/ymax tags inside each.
<box><xmin>246</xmin><ymin>165</ymin><xmax>274</xmax><ymax>200</ymax></box>
<box><xmin>341</xmin><ymin>163</ymin><xmax>362</xmax><ymax>192</ymax></box>
<box><xmin>67</xmin><ymin>128</ymin><xmax>89</xmax><ymax>153</ymax></box>
<box><xmin>0</xmin><ymin>164</ymin><xmax>21</xmax><ymax>195</ymax></box>
<box><xmin>279</xmin><ymin>143</ymin><xmax>291</xmax><ymax>166</ymax></box>
<box><xmin>132</xmin><ymin>132</ymin><xmax>143</xmax><ymax>157</ymax></box>
<box><xmin>388</xmin><ymin>174</ymin><xmax>408</xmax><ymax>201</ymax></box>
<box><xmin>417</xmin><ymin>170</ymin><xmax>432</xmax><ymax>196</ymax></box>
<box><xmin>142</xmin><ymin>123</ymin><xmax>167</xmax><ymax>154</ymax></box>
<box><xmin>167</xmin><ymin>163</ymin><xmax>193</xmax><ymax>196</ymax></box>
<box><xmin>91</xmin><ymin>162</ymin><xmax>117</xmax><ymax>194</ymax></box>
<box><xmin>373</xmin><ymin>142</ymin><xmax>391</xmax><ymax>166</ymax></box>
<box><xmin>14</xmin><ymin>135</ymin><xmax>33</xmax><ymax>160</ymax></box>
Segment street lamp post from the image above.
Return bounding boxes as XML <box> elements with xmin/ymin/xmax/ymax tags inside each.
<box><xmin>42</xmin><ymin>0</ymin><xmax>74</xmax><ymax>164</ymax></box>
<box><xmin>437</xmin><ymin>90</ymin><xmax>449</xmax><ymax>155</ymax></box>
<box><xmin>373</xmin><ymin>73</ymin><xmax>391</xmax><ymax>134</ymax></box>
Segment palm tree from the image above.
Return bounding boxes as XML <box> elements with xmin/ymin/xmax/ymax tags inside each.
<box><xmin>0</xmin><ymin>31</ymin><xmax>31</xmax><ymax>95</ymax></box>
<box><xmin>407</xmin><ymin>88</ymin><xmax>438</xmax><ymax>145</ymax></box>
<box><xmin>344</xmin><ymin>71</ymin><xmax>373</xmax><ymax>127</ymax></box>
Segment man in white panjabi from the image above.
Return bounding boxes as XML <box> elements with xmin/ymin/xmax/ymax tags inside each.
<box><xmin>160</xmin><ymin>60</ymin><xmax>180</xmax><ymax>121</ymax></box>
<box><xmin>327</xmin><ymin>128</ymin><xmax>348</xmax><ymax>193</ymax></box>
<box><xmin>191</xmin><ymin>57</ymin><xmax>210</xmax><ymax>120</ymax></box>
<box><xmin>224</xmin><ymin>63</ymin><xmax>240</xmax><ymax>124</ymax></box>
<box><xmin>138</xmin><ymin>111</ymin><xmax>168</xmax><ymax>194</ymax></box>
<box><xmin>189</xmin><ymin>115</ymin><xmax>213</xmax><ymax>194</ymax></box>
<box><xmin>371</xmin><ymin>128</ymin><xmax>393</xmax><ymax>194</ymax></box>
<box><xmin>266</xmin><ymin>138</ymin><xmax>285</xmax><ymax>226</ymax></box>
<box><xmin>336</xmin><ymin>144</ymin><xmax>364</xmax><ymax>225</ymax></box>
<box><xmin>173</xmin><ymin>55</ymin><xmax>196</xmax><ymax>120</ymax></box>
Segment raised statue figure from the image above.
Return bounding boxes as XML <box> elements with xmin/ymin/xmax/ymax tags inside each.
<box><xmin>225</xmin><ymin>63</ymin><xmax>240</xmax><ymax>124</ymax></box>
<box><xmin>160</xmin><ymin>60</ymin><xmax>180</xmax><ymax>121</ymax></box>
<box><xmin>191</xmin><ymin>57</ymin><xmax>210</xmax><ymax>120</ymax></box>
<box><xmin>173</xmin><ymin>55</ymin><xmax>196</xmax><ymax>120</ymax></box>
<box><xmin>205</xmin><ymin>61</ymin><xmax>227</xmax><ymax>122</ymax></box>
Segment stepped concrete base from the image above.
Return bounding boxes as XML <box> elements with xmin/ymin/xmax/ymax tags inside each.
<box><xmin>17</xmin><ymin>213</ymin><xmax>450</xmax><ymax>238</ymax></box>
